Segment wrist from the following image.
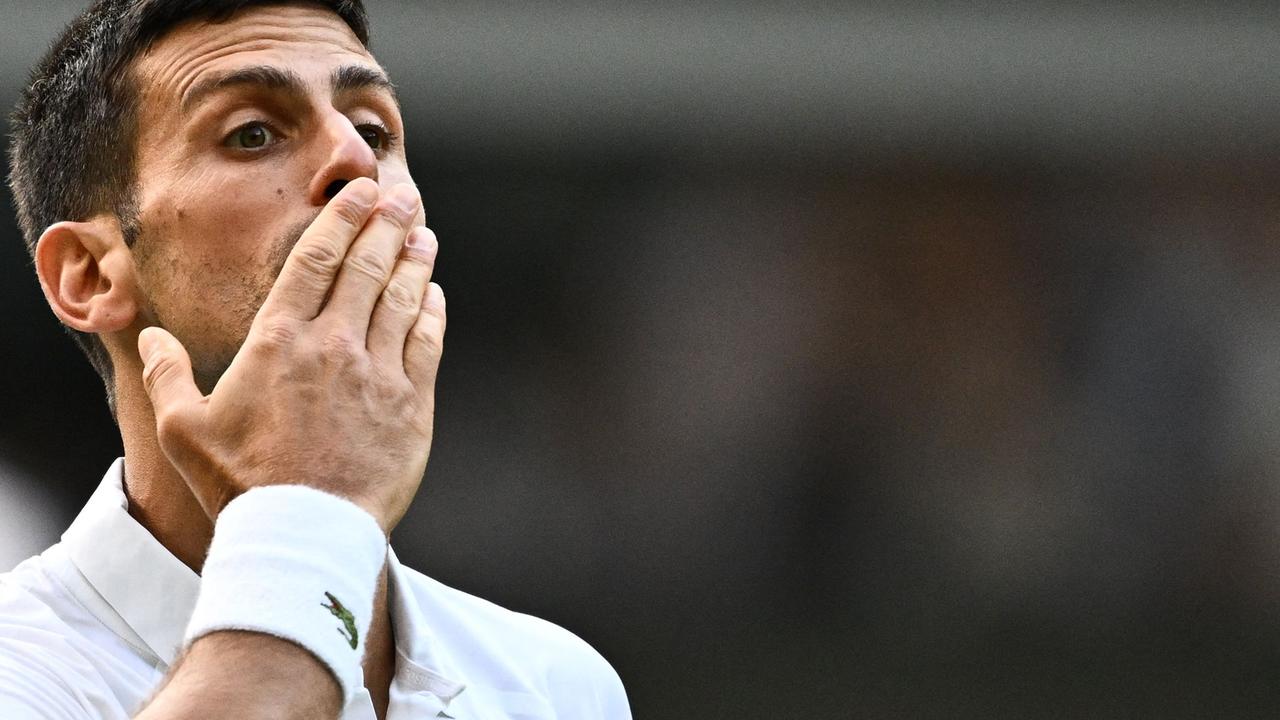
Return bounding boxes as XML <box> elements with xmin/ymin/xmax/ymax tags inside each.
<box><xmin>184</xmin><ymin>484</ymin><xmax>387</xmax><ymax>706</ymax></box>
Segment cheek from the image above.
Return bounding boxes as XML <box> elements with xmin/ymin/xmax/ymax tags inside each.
<box><xmin>380</xmin><ymin>165</ymin><xmax>416</xmax><ymax>192</ymax></box>
<box><xmin>140</xmin><ymin>202</ymin><xmax>284</xmax><ymax>324</ymax></box>
<box><xmin>153</xmin><ymin>169</ymin><xmax>292</xmax><ymax>266</ymax></box>
<box><xmin>179</xmin><ymin>168</ymin><xmax>286</xmax><ymax>236</ymax></box>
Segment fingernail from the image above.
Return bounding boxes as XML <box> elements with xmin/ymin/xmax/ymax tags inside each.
<box><xmin>406</xmin><ymin>226</ymin><xmax>436</xmax><ymax>251</ymax></box>
<box><xmin>138</xmin><ymin>327</ymin><xmax>160</xmax><ymax>362</ymax></box>
<box><xmin>387</xmin><ymin>184</ymin><xmax>420</xmax><ymax>215</ymax></box>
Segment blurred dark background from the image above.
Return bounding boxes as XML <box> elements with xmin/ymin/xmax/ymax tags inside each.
<box><xmin>6</xmin><ymin>2</ymin><xmax>1280</xmax><ymax>717</ymax></box>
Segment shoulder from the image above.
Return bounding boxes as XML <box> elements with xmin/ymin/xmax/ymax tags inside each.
<box><xmin>0</xmin><ymin>555</ymin><xmax>116</xmax><ymax>718</ymax></box>
<box><xmin>0</xmin><ymin>552</ymin><xmax>94</xmax><ymax>664</ymax></box>
<box><xmin>393</xmin><ymin>564</ymin><xmax>631</xmax><ymax>718</ymax></box>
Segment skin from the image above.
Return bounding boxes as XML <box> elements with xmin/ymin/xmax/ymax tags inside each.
<box><xmin>31</xmin><ymin>5</ymin><xmax>444</xmax><ymax>719</ymax></box>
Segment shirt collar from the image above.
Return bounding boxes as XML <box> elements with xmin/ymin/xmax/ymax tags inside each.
<box><xmin>62</xmin><ymin>458</ymin><xmax>199</xmax><ymax>666</ymax></box>
<box><xmin>62</xmin><ymin>458</ymin><xmax>468</xmax><ymax>705</ymax></box>
<box><xmin>386</xmin><ymin>548</ymin><xmax>467</xmax><ymax>705</ymax></box>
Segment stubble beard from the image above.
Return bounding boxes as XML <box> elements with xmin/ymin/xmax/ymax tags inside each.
<box><xmin>143</xmin><ymin>214</ymin><xmax>318</xmax><ymax>396</ymax></box>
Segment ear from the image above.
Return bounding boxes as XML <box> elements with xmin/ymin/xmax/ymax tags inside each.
<box><xmin>34</xmin><ymin>216</ymin><xmax>140</xmax><ymax>334</ymax></box>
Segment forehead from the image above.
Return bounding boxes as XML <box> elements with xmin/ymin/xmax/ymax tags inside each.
<box><xmin>134</xmin><ymin>4</ymin><xmax>377</xmax><ymax>105</ymax></box>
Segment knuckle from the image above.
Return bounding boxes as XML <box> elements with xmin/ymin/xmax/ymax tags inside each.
<box><xmin>257</xmin><ymin>318</ymin><xmax>299</xmax><ymax>347</ymax></box>
<box><xmin>344</xmin><ymin>250</ymin><xmax>392</xmax><ymax>282</ymax></box>
<box><xmin>372</xmin><ymin>205</ymin><xmax>411</xmax><ymax>228</ymax></box>
<box><xmin>329</xmin><ymin>197</ymin><xmax>369</xmax><ymax>230</ymax></box>
<box><xmin>140</xmin><ymin>356</ymin><xmax>172</xmax><ymax>394</ymax></box>
<box><xmin>320</xmin><ymin>330</ymin><xmax>364</xmax><ymax>361</ymax></box>
<box><xmin>398</xmin><ymin>245</ymin><xmax>435</xmax><ymax>265</ymax></box>
<box><xmin>293</xmin><ymin>239</ymin><xmax>344</xmax><ymax>276</ymax></box>
<box><xmin>381</xmin><ymin>278</ymin><xmax>419</xmax><ymax>313</ymax></box>
<box><xmin>410</xmin><ymin>317</ymin><xmax>445</xmax><ymax>355</ymax></box>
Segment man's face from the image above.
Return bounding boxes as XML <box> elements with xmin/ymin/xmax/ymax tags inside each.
<box><xmin>128</xmin><ymin>4</ymin><xmax>418</xmax><ymax>393</ymax></box>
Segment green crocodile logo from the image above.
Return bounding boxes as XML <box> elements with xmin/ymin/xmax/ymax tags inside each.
<box><xmin>321</xmin><ymin>591</ymin><xmax>359</xmax><ymax>650</ymax></box>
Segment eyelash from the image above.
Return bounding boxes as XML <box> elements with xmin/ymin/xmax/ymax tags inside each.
<box><xmin>356</xmin><ymin>122</ymin><xmax>400</xmax><ymax>151</ymax></box>
<box><xmin>222</xmin><ymin>119</ymin><xmax>400</xmax><ymax>153</ymax></box>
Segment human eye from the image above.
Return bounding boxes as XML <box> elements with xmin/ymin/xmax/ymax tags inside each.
<box><xmin>355</xmin><ymin>122</ymin><xmax>398</xmax><ymax>152</ymax></box>
<box><xmin>223</xmin><ymin>121</ymin><xmax>281</xmax><ymax>151</ymax></box>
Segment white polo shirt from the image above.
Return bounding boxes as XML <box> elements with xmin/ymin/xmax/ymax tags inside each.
<box><xmin>0</xmin><ymin>459</ymin><xmax>630</xmax><ymax>719</ymax></box>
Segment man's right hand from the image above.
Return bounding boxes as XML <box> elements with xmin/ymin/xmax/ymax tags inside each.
<box><xmin>136</xmin><ymin>177</ymin><xmax>445</xmax><ymax>534</ymax></box>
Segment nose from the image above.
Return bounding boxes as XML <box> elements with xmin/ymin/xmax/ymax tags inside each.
<box><xmin>307</xmin><ymin>112</ymin><xmax>379</xmax><ymax>206</ymax></box>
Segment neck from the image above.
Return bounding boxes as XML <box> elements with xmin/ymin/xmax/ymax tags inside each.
<box><xmin>113</xmin><ymin>356</ymin><xmax>396</xmax><ymax>714</ymax></box>
<box><xmin>115</xmin><ymin>353</ymin><xmax>212</xmax><ymax>574</ymax></box>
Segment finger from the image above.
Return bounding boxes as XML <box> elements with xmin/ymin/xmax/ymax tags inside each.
<box><xmin>404</xmin><ymin>282</ymin><xmax>446</xmax><ymax>389</ymax></box>
<box><xmin>367</xmin><ymin>227</ymin><xmax>438</xmax><ymax>364</ymax></box>
<box><xmin>258</xmin><ymin>178</ymin><xmax>380</xmax><ymax>322</ymax></box>
<box><xmin>138</xmin><ymin>326</ymin><xmax>203</xmax><ymax>428</ymax></box>
<box><xmin>319</xmin><ymin>183</ymin><xmax>421</xmax><ymax>336</ymax></box>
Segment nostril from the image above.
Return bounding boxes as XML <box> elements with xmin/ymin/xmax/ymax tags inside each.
<box><xmin>323</xmin><ymin>179</ymin><xmax>348</xmax><ymax>200</ymax></box>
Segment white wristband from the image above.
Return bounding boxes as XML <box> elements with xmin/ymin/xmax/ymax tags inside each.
<box><xmin>184</xmin><ymin>485</ymin><xmax>387</xmax><ymax>705</ymax></box>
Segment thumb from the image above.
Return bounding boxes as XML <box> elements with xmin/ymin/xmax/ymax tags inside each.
<box><xmin>138</xmin><ymin>326</ymin><xmax>203</xmax><ymax>419</ymax></box>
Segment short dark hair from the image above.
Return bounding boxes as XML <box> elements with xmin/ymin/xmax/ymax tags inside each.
<box><xmin>7</xmin><ymin>0</ymin><xmax>369</xmax><ymax>415</ymax></box>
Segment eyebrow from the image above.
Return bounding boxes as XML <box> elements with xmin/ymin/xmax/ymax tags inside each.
<box><xmin>180</xmin><ymin>63</ymin><xmax>399</xmax><ymax>113</ymax></box>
